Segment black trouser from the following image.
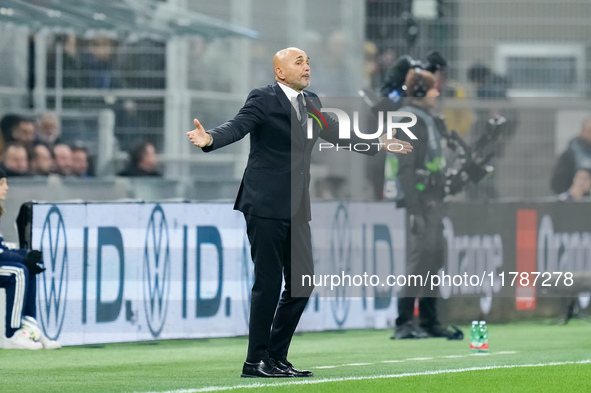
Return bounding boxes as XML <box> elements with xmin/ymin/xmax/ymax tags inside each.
<box><xmin>244</xmin><ymin>209</ymin><xmax>314</xmax><ymax>363</ymax></box>
<box><xmin>396</xmin><ymin>203</ymin><xmax>444</xmax><ymax>329</ymax></box>
<box><xmin>0</xmin><ymin>261</ymin><xmax>36</xmax><ymax>338</ymax></box>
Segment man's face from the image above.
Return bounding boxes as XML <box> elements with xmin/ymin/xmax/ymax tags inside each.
<box><xmin>33</xmin><ymin>145</ymin><xmax>53</xmax><ymax>174</ymax></box>
<box><xmin>421</xmin><ymin>87</ymin><xmax>440</xmax><ymax>108</ymax></box>
<box><xmin>4</xmin><ymin>146</ymin><xmax>28</xmax><ymax>173</ymax></box>
<box><xmin>13</xmin><ymin>121</ymin><xmax>35</xmax><ymax>144</ymax></box>
<box><xmin>54</xmin><ymin>145</ymin><xmax>73</xmax><ymax>175</ymax></box>
<box><xmin>276</xmin><ymin>49</ymin><xmax>310</xmax><ymax>92</ymax></box>
<box><xmin>139</xmin><ymin>144</ymin><xmax>158</xmax><ymax>172</ymax></box>
<box><xmin>91</xmin><ymin>37</ymin><xmax>114</xmax><ymax>61</ymax></box>
<box><xmin>72</xmin><ymin>151</ymin><xmax>89</xmax><ymax>176</ymax></box>
<box><xmin>39</xmin><ymin>115</ymin><xmax>59</xmax><ymax>138</ymax></box>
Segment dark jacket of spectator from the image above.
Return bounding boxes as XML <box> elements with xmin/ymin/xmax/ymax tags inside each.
<box><xmin>551</xmin><ymin>136</ymin><xmax>591</xmax><ymax>194</ymax></box>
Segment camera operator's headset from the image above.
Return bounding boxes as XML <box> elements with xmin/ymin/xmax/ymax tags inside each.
<box><xmin>403</xmin><ymin>67</ymin><xmax>427</xmax><ymax>98</ymax></box>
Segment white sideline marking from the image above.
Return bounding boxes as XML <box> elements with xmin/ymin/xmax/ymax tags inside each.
<box><xmin>321</xmin><ymin>351</ymin><xmax>517</xmax><ymax>369</ymax></box>
<box><xmin>137</xmin><ymin>359</ymin><xmax>591</xmax><ymax>393</ymax></box>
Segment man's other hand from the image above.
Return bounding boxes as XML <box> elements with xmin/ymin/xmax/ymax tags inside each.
<box><xmin>187</xmin><ymin>118</ymin><xmax>212</xmax><ymax>147</ymax></box>
<box><xmin>380</xmin><ymin>130</ymin><xmax>413</xmax><ymax>154</ymax></box>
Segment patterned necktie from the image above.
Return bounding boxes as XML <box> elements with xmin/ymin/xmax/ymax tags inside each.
<box><xmin>297</xmin><ymin>93</ymin><xmax>308</xmax><ymax>128</ymax></box>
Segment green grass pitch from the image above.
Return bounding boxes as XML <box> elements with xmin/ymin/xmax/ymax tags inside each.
<box><xmin>1</xmin><ymin>320</ymin><xmax>590</xmax><ymax>392</ymax></box>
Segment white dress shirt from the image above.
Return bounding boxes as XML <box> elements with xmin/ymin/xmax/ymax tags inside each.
<box><xmin>277</xmin><ymin>82</ymin><xmax>305</xmax><ymax>120</ymax></box>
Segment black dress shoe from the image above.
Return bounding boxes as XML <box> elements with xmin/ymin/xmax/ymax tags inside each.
<box><xmin>391</xmin><ymin>322</ymin><xmax>428</xmax><ymax>339</ymax></box>
<box><xmin>421</xmin><ymin>325</ymin><xmax>464</xmax><ymax>340</ymax></box>
<box><xmin>241</xmin><ymin>359</ymin><xmax>292</xmax><ymax>378</ymax></box>
<box><xmin>272</xmin><ymin>358</ymin><xmax>314</xmax><ymax>378</ymax></box>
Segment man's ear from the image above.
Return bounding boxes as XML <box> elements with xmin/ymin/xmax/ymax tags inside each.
<box><xmin>275</xmin><ymin>67</ymin><xmax>284</xmax><ymax>80</ymax></box>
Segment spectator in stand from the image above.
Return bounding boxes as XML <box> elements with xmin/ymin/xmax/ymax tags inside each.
<box><xmin>34</xmin><ymin>112</ymin><xmax>62</xmax><ymax>151</ymax></box>
<box><xmin>80</xmin><ymin>36</ymin><xmax>119</xmax><ymax>89</ymax></box>
<box><xmin>118</xmin><ymin>141</ymin><xmax>161</xmax><ymax>177</ymax></box>
<box><xmin>52</xmin><ymin>144</ymin><xmax>73</xmax><ymax>176</ymax></box>
<box><xmin>551</xmin><ymin>118</ymin><xmax>591</xmax><ymax>194</ymax></box>
<box><xmin>0</xmin><ymin>143</ymin><xmax>29</xmax><ymax>177</ymax></box>
<box><xmin>71</xmin><ymin>146</ymin><xmax>91</xmax><ymax>177</ymax></box>
<box><xmin>29</xmin><ymin>145</ymin><xmax>54</xmax><ymax>176</ymax></box>
<box><xmin>1</xmin><ymin>115</ymin><xmax>21</xmax><ymax>145</ymax></box>
<box><xmin>0</xmin><ymin>115</ymin><xmax>36</xmax><ymax>157</ymax></box>
<box><xmin>467</xmin><ymin>63</ymin><xmax>511</xmax><ymax>98</ymax></box>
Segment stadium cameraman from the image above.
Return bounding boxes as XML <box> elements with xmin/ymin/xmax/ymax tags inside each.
<box><xmin>0</xmin><ymin>168</ymin><xmax>61</xmax><ymax>350</ymax></box>
<box><xmin>383</xmin><ymin>65</ymin><xmax>461</xmax><ymax>340</ymax></box>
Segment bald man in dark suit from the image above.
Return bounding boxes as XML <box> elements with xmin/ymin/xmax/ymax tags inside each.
<box><xmin>188</xmin><ymin>47</ymin><xmax>412</xmax><ymax>378</ymax></box>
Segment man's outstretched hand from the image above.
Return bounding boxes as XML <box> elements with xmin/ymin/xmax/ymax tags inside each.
<box><xmin>380</xmin><ymin>130</ymin><xmax>413</xmax><ymax>154</ymax></box>
<box><xmin>187</xmin><ymin>118</ymin><xmax>212</xmax><ymax>147</ymax></box>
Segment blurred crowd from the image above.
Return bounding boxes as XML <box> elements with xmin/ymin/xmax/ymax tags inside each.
<box><xmin>0</xmin><ymin>112</ymin><xmax>89</xmax><ymax>177</ymax></box>
<box><xmin>2</xmin><ymin>30</ymin><xmax>588</xmax><ymax>196</ymax></box>
<box><xmin>362</xmin><ymin>41</ymin><xmax>590</xmax><ymax>202</ymax></box>
<box><xmin>0</xmin><ymin>112</ymin><xmax>161</xmax><ymax>178</ymax></box>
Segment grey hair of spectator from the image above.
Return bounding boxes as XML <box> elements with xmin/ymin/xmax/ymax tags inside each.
<box><xmin>37</xmin><ymin>112</ymin><xmax>61</xmax><ymax>144</ymax></box>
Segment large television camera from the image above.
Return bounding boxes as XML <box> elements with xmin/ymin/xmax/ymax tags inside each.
<box><xmin>367</xmin><ymin>51</ymin><xmax>508</xmax><ymax>197</ymax></box>
<box><xmin>444</xmin><ymin>116</ymin><xmax>507</xmax><ymax>195</ymax></box>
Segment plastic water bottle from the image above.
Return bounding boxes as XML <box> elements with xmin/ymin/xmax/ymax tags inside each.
<box><xmin>469</xmin><ymin>320</ymin><xmax>480</xmax><ymax>353</ymax></box>
<box><xmin>478</xmin><ymin>320</ymin><xmax>489</xmax><ymax>353</ymax></box>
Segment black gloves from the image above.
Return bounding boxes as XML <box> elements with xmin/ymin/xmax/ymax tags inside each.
<box><xmin>24</xmin><ymin>250</ymin><xmax>46</xmax><ymax>275</ymax></box>
<box><xmin>409</xmin><ymin>214</ymin><xmax>426</xmax><ymax>235</ymax></box>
